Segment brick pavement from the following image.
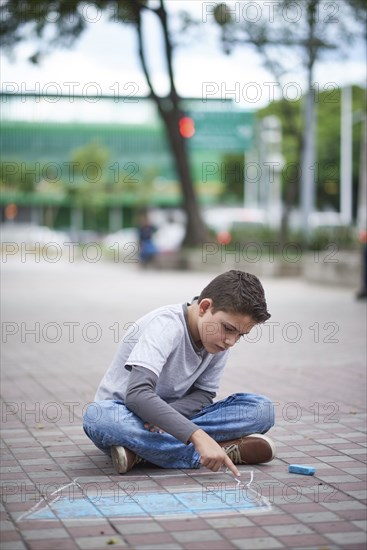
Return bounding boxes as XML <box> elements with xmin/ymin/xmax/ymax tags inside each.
<box><xmin>1</xmin><ymin>257</ymin><xmax>366</xmax><ymax>549</ymax></box>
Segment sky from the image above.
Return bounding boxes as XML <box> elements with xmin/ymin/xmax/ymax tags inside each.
<box><xmin>1</xmin><ymin>0</ymin><xmax>366</xmax><ymax>116</ymax></box>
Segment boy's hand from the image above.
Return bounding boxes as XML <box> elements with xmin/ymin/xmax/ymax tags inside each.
<box><xmin>144</xmin><ymin>422</ymin><xmax>165</xmax><ymax>434</ymax></box>
<box><xmin>189</xmin><ymin>429</ymin><xmax>240</xmax><ymax>477</ymax></box>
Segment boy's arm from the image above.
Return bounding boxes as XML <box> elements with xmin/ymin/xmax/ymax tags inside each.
<box><xmin>169</xmin><ymin>388</ymin><xmax>216</xmax><ymax>418</ymax></box>
<box><xmin>125</xmin><ymin>365</ymin><xmax>240</xmax><ymax>477</ymax></box>
<box><xmin>188</xmin><ymin>429</ymin><xmax>240</xmax><ymax>476</ymax></box>
<box><xmin>125</xmin><ymin>365</ymin><xmax>200</xmax><ymax>444</ymax></box>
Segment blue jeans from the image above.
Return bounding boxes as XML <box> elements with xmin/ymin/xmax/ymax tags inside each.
<box><xmin>83</xmin><ymin>393</ymin><xmax>275</xmax><ymax>469</ymax></box>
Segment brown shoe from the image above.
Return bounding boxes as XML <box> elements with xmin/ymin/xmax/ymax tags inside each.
<box><xmin>220</xmin><ymin>434</ymin><xmax>276</xmax><ymax>465</ymax></box>
<box><xmin>111</xmin><ymin>446</ymin><xmax>145</xmax><ymax>474</ymax></box>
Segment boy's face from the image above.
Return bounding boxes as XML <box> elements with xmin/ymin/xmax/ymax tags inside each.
<box><xmin>197</xmin><ymin>299</ymin><xmax>256</xmax><ymax>354</ymax></box>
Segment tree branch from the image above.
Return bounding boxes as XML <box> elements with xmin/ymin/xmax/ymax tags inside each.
<box><xmin>156</xmin><ymin>0</ymin><xmax>180</xmax><ymax>107</ymax></box>
<box><xmin>135</xmin><ymin>9</ymin><xmax>160</xmax><ymax>105</ymax></box>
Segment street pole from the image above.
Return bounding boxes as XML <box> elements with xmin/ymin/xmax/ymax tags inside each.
<box><xmin>301</xmin><ymin>85</ymin><xmax>316</xmax><ymax>239</ymax></box>
<box><xmin>340</xmin><ymin>85</ymin><xmax>353</xmax><ymax>225</ymax></box>
<box><xmin>262</xmin><ymin>116</ymin><xmax>283</xmax><ymax>228</ymax></box>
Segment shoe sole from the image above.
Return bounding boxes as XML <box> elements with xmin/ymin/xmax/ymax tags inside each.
<box><xmin>111</xmin><ymin>446</ymin><xmax>128</xmax><ymax>474</ymax></box>
<box><xmin>242</xmin><ymin>434</ymin><xmax>277</xmax><ymax>464</ymax></box>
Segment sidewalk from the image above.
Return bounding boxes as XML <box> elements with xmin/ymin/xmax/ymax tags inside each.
<box><xmin>1</xmin><ymin>258</ymin><xmax>366</xmax><ymax>550</ymax></box>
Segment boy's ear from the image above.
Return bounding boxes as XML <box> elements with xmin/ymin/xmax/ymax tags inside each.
<box><xmin>198</xmin><ymin>298</ymin><xmax>212</xmax><ymax>315</ymax></box>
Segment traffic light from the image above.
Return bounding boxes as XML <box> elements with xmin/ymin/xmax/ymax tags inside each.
<box><xmin>179</xmin><ymin>116</ymin><xmax>195</xmax><ymax>138</ymax></box>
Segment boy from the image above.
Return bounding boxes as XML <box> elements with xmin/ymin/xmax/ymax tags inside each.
<box><xmin>83</xmin><ymin>270</ymin><xmax>275</xmax><ymax>476</ymax></box>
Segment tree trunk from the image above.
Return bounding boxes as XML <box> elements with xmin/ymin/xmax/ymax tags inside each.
<box><xmin>158</xmin><ymin>104</ymin><xmax>210</xmax><ymax>246</ymax></box>
<box><xmin>279</xmin><ymin>145</ymin><xmax>302</xmax><ymax>248</ymax></box>
<box><xmin>136</xmin><ymin>1</ymin><xmax>210</xmax><ymax>248</ymax></box>
<box><xmin>279</xmin><ymin>98</ymin><xmax>304</xmax><ymax>248</ymax></box>
<box><xmin>300</xmin><ymin>0</ymin><xmax>319</xmax><ymax>240</ymax></box>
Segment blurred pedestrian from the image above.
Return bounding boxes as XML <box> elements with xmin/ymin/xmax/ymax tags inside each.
<box><xmin>137</xmin><ymin>210</ymin><xmax>158</xmax><ymax>266</ymax></box>
<box><xmin>356</xmin><ymin>230</ymin><xmax>367</xmax><ymax>299</ymax></box>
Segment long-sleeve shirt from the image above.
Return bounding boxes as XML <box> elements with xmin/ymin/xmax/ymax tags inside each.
<box><xmin>95</xmin><ymin>301</ymin><xmax>229</xmax><ymax>442</ymax></box>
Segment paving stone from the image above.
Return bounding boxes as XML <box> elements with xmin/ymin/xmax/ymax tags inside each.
<box><xmin>172</xmin><ymin>529</ymin><xmax>223</xmax><ymax>543</ymax></box>
<box><xmin>158</xmin><ymin>518</ymin><xmax>213</xmax><ymax>530</ymax></box>
<box><xmin>22</xmin><ymin>527</ymin><xmax>70</xmax><ymax>540</ymax></box>
<box><xmin>1</xmin><ymin>543</ymin><xmax>27</xmax><ymax>550</ymax></box>
<box><xmin>232</xmin><ymin>536</ymin><xmax>283</xmax><ymax>549</ymax></box>
<box><xmin>74</xmin><ymin>535</ymin><xmax>127</xmax><ymax>549</ymax></box>
<box><xmin>215</xmin><ymin>526</ymin><xmax>268</xmax><ymax>539</ymax></box>
<box><xmin>340</xmin><ymin>448</ymin><xmax>366</xmax><ymax>455</ymax></box>
<box><xmin>325</xmin><ymin>530</ymin><xmax>367</xmax><ymax>545</ymax></box>
<box><xmin>0</xmin><ymin>531</ymin><xmax>24</xmax><ymax>543</ymax></box>
<box><xmin>0</xmin><ymin>520</ymin><xmax>17</xmax><ymax>532</ymax></box>
<box><xmin>136</xmin><ymin>545</ymin><xmax>183</xmax><ymax>550</ymax></box>
<box><xmin>322</xmin><ymin>500</ymin><xmax>366</xmax><ymax>511</ymax></box>
<box><xmin>276</xmin><ymin>451</ymin><xmax>309</xmax><ymax>458</ymax></box>
<box><xmin>263</xmin><ymin>523</ymin><xmax>313</xmax><ymax>536</ymax></box>
<box><xmin>27</xmin><ymin>540</ymin><xmax>78</xmax><ymax>550</ymax></box>
<box><xmin>315</xmin><ymin>438</ymin><xmax>350</xmax><ymax>444</ymax></box>
<box><xmin>66</xmin><ymin>523</ymin><xmax>118</xmax><ymax>537</ymax></box>
<box><xmin>277</xmin><ymin>533</ymin><xmax>330</xmax><ymax>547</ymax></box>
<box><xmin>251</xmin><ymin>514</ymin><xmax>298</xmax><ymax>526</ymax></box>
<box><xmin>114</xmin><ymin>520</ymin><xmax>164</xmax><ymax>535</ymax></box>
<box><xmin>352</xmin><ymin>520</ymin><xmax>367</xmax><ymax>531</ymax></box>
<box><xmin>336</xmin><ymin>509</ymin><xmax>367</xmax><ymax>521</ymax></box>
<box><xmin>2</xmin><ymin>262</ymin><xmax>366</xmax><ymax>550</ymax></box>
<box><xmin>317</xmin><ymin>474</ymin><xmax>362</xmax><ymax>483</ymax></box>
<box><xmin>345</xmin><ymin>489</ymin><xmax>367</xmax><ymax>499</ymax></box>
<box><xmin>183</xmin><ymin>541</ymin><xmax>234</xmax><ymax>550</ymax></box>
<box><xmin>292</xmin><ymin>511</ymin><xmax>340</xmax><ymax>523</ymax></box>
<box><xmin>342</xmin><ymin>467</ymin><xmax>367</xmax><ymax>474</ymax></box>
<box><xmin>318</xmin><ymin>455</ymin><xmax>355</xmax><ymax>462</ymax></box>
<box><xmin>125</xmin><ymin>532</ymin><xmax>176</xmax><ymax>546</ymax></box>
<box><xmin>205</xmin><ymin>516</ymin><xmax>255</xmax><ymax>528</ymax></box>
<box><xmin>313</xmin><ymin>521</ymin><xmax>365</xmax><ymax>533</ymax></box>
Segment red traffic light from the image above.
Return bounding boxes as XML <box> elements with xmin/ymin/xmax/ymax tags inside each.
<box><xmin>179</xmin><ymin>116</ymin><xmax>195</xmax><ymax>138</ymax></box>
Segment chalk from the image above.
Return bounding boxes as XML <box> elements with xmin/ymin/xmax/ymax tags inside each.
<box><xmin>288</xmin><ymin>464</ymin><xmax>315</xmax><ymax>475</ymax></box>
<box><xmin>225</xmin><ymin>467</ymin><xmax>254</xmax><ymax>488</ymax></box>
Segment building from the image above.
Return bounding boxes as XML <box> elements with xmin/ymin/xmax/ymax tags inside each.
<box><xmin>1</xmin><ymin>93</ymin><xmax>254</xmax><ymax>232</ymax></box>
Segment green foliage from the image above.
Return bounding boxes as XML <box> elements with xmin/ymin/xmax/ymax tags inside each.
<box><xmin>230</xmin><ymin>223</ymin><xmax>279</xmax><ymax>245</ymax></box>
<box><xmin>219</xmin><ymin>154</ymin><xmax>244</xmax><ymax>202</ymax></box>
<box><xmin>308</xmin><ymin>226</ymin><xmax>358</xmax><ymax>251</ymax></box>
<box><xmin>71</xmin><ymin>140</ymin><xmax>110</xmax><ymax>185</ymax></box>
<box><xmin>257</xmin><ymin>85</ymin><xmax>366</xmax><ymax>215</ymax></box>
<box><xmin>0</xmin><ymin>159</ymin><xmax>65</xmax><ymax>194</ymax></box>
<box><xmin>72</xmin><ymin>141</ymin><xmax>109</xmax><ymax>170</ymax></box>
<box><xmin>1</xmin><ymin>0</ymin><xmax>210</xmax><ymax>245</ymax></box>
<box><xmin>1</xmin><ymin>160</ymin><xmax>34</xmax><ymax>192</ymax></box>
<box><xmin>229</xmin><ymin>221</ymin><xmax>358</xmax><ymax>252</ymax></box>
<box><xmin>0</xmin><ymin>1</ymin><xmax>149</xmax><ymax>61</ymax></box>
<box><xmin>213</xmin><ymin>3</ymin><xmax>232</xmax><ymax>26</ymax></box>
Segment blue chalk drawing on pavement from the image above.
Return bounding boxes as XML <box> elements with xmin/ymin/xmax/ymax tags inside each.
<box><xmin>18</xmin><ymin>474</ymin><xmax>271</xmax><ymax>521</ymax></box>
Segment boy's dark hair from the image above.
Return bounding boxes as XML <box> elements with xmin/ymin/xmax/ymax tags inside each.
<box><xmin>198</xmin><ymin>270</ymin><xmax>270</xmax><ymax>323</ymax></box>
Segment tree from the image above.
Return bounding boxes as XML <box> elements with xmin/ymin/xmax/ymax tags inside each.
<box><xmin>211</xmin><ymin>0</ymin><xmax>366</xmax><ymax>242</ymax></box>
<box><xmin>259</xmin><ymin>86</ymin><xmax>366</xmax><ymax>213</ymax></box>
<box><xmin>0</xmin><ymin>0</ymin><xmax>210</xmax><ymax>246</ymax></box>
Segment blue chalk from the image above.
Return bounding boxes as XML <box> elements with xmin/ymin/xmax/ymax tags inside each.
<box><xmin>288</xmin><ymin>464</ymin><xmax>315</xmax><ymax>475</ymax></box>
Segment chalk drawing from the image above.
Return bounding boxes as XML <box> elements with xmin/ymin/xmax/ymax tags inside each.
<box><xmin>17</xmin><ymin>470</ymin><xmax>271</xmax><ymax>521</ymax></box>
